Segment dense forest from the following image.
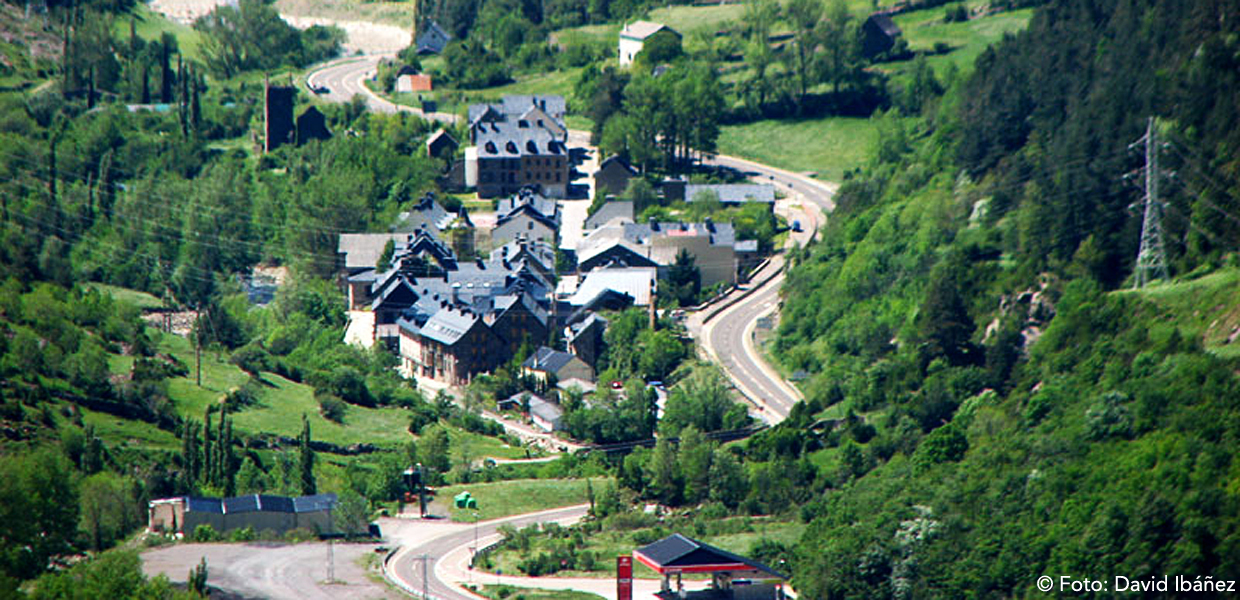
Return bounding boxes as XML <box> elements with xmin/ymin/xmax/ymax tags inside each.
<box><xmin>767</xmin><ymin>0</ymin><xmax>1240</xmax><ymax>596</ymax></box>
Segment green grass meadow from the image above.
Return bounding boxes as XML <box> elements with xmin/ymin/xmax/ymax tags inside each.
<box><xmin>718</xmin><ymin>117</ymin><xmax>878</xmax><ymax>181</ymax></box>
<box><xmin>116</xmin><ymin>4</ymin><xmax>207</xmax><ymax>63</ymax></box>
<box><xmin>436</xmin><ymin>478</ymin><xmax>609</xmax><ymax>522</ymax></box>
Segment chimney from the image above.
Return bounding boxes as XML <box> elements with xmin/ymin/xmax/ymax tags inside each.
<box><xmin>648</xmin><ymin>217</ymin><xmax>658</xmax><ymax>231</ymax></box>
<box><xmin>452</xmin><ymin>282</ymin><xmax>461</xmax><ymax>304</ymax></box>
<box><xmin>704</xmin><ymin>217</ymin><xmax>714</xmax><ymax>232</ymax></box>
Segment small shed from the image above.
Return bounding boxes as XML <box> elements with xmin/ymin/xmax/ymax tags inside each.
<box><xmin>416</xmin><ymin>20</ymin><xmax>452</xmax><ymax>55</ymax></box>
<box><xmin>527</xmin><ymin>396</ymin><xmax>564</xmax><ymax>432</ymax></box>
<box><xmin>861</xmin><ymin>13</ymin><xmax>902</xmax><ymax>58</ymax></box>
<box><xmin>396</xmin><ymin>73</ymin><xmax>434</xmax><ymax>93</ymax></box>
<box><xmin>296</xmin><ymin>106</ymin><xmax>332</xmax><ymax>145</ymax></box>
<box><xmin>426</xmin><ymin>129</ymin><xmax>459</xmax><ymax>159</ymax></box>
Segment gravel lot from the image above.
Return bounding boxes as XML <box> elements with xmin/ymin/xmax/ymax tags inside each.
<box><xmin>142</xmin><ymin>541</ymin><xmax>400</xmax><ymax>600</ymax></box>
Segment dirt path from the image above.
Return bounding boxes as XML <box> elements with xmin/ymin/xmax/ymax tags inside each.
<box><xmin>147</xmin><ymin>0</ymin><xmax>409</xmax><ymax>55</ymax></box>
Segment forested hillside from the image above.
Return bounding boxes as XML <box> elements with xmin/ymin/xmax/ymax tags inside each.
<box><xmin>773</xmin><ymin>0</ymin><xmax>1240</xmax><ymax>596</ymax></box>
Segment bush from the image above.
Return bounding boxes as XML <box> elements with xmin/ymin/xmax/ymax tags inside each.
<box><xmin>229</xmin><ymin>526</ymin><xmax>256</xmax><ymax>542</ymax></box>
<box><xmin>230</xmin><ymin>343</ymin><xmax>270</xmax><ymax>375</ymax></box>
<box><xmin>192</xmin><ymin>524</ymin><xmax>220</xmax><ymax>542</ymax></box>
<box><xmin>317</xmin><ymin>392</ymin><xmax>347</xmax><ymax>423</ymax></box>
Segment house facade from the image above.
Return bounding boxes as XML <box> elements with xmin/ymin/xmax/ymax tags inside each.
<box><xmin>522</xmin><ymin>346</ymin><xmax>595</xmax><ymax>383</ymax></box>
<box><xmin>618</xmin><ymin>21</ymin><xmax>680</xmax><ymax>67</ymax></box>
<box><xmin>594</xmin><ymin>155</ymin><xmax>638</xmax><ymax>198</ymax></box>
<box><xmin>492</xmin><ymin>188</ymin><xmax>561</xmax><ymax>246</ymax></box>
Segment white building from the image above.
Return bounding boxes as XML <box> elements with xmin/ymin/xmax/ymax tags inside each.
<box><xmin>619</xmin><ymin>21</ymin><xmax>679</xmax><ymax>67</ymax></box>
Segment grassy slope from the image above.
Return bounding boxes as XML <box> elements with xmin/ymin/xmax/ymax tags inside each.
<box><xmin>1123</xmin><ymin>268</ymin><xmax>1240</xmax><ymax>359</ymax></box>
<box><xmin>117</xmin><ymin>4</ymin><xmax>207</xmax><ymax>63</ymax></box>
<box><xmin>156</xmin><ymin>331</ymin><xmax>415</xmax><ymax>447</ymax></box>
<box><xmin>889</xmin><ymin>5</ymin><xmax>1034</xmax><ymax>78</ymax></box>
<box><xmin>717</xmin><ymin>117</ymin><xmax>878</xmax><ymax>181</ymax></box>
<box><xmin>718</xmin><ymin>6</ymin><xmax>1030</xmax><ymax>181</ymax></box>
<box><xmin>436</xmin><ymin>478</ymin><xmax>609</xmax><ymax>522</ymax></box>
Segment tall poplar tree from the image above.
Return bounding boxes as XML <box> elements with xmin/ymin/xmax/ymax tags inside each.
<box><xmin>299</xmin><ymin>414</ymin><xmax>316</xmax><ymax>495</ymax></box>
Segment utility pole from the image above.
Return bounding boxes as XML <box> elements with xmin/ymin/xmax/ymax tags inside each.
<box><xmin>410</xmin><ymin>553</ymin><xmax>432</xmax><ymax>599</ymax></box>
<box><xmin>1134</xmin><ymin>116</ymin><xmax>1169</xmax><ymax>288</ymax></box>
<box><xmin>327</xmin><ymin>538</ymin><xmax>335</xmax><ymax>583</ymax></box>
<box><xmin>195</xmin><ymin>304</ymin><xmax>202</xmax><ymax>386</ymax></box>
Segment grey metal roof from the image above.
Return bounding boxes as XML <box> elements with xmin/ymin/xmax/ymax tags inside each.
<box><xmin>585</xmin><ymin>201</ymin><xmax>635</xmax><ymax>229</ymax></box>
<box><xmin>569</xmin><ymin>267</ymin><xmax>655</xmax><ymax>306</ymax></box>
<box><xmin>522</xmin><ymin>346</ymin><xmax>577</xmax><ymax>373</ymax></box>
<box><xmin>293</xmin><ymin>493</ymin><xmax>338</xmax><ymax>513</ymax></box>
<box><xmin>186</xmin><ymin>497</ymin><xmax>223</xmax><ymax>513</ymax></box>
<box><xmin>420</xmin><ymin>307</ymin><xmax>479</xmax><ymax>346</ymax></box>
<box><xmin>527</xmin><ymin>396</ymin><xmax>564</xmax><ymax>423</ymax></box>
<box><xmin>623</xmin><ymin>221</ymin><xmax>737</xmax><ymax>248</ymax></box>
<box><xmin>685</xmin><ymin>184</ymin><xmax>776</xmax><ymax>204</ymax></box>
<box><xmin>223</xmin><ymin>494</ymin><xmax>294</xmax><ymax>514</ymax></box>
<box><xmin>497</xmin><ymin>190</ymin><xmax>559</xmax><ymax>219</ymax></box>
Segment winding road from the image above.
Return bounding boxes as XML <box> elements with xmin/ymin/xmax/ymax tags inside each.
<box><xmin>691</xmin><ymin>156</ymin><xmax>837</xmax><ymax>424</ymax></box>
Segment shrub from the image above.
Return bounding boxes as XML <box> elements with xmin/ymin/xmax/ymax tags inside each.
<box><xmin>229</xmin><ymin>526</ymin><xmax>256</xmax><ymax>542</ymax></box>
<box><xmin>192</xmin><ymin>524</ymin><xmax>220</xmax><ymax>542</ymax></box>
<box><xmin>317</xmin><ymin>392</ymin><xmax>347</xmax><ymax>423</ymax></box>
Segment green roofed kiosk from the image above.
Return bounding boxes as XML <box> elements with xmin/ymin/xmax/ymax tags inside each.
<box><xmin>633</xmin><ymin>534</ymin><xmax>788</xmax><ymax>600</ymax></box>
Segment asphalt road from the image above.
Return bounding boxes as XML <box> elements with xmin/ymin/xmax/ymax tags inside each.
<box><xmin>386</xmin><ymin>505</ymin><xmax>589</xmax><ymax>600</ymax></box>
<box><xmin>694</xmin><ymin>155</ymin><xmax>837</xmax><ymax>424</ymax></box>
<box><xmin>306</xmin><ymin>55</ymin><xmax>459</xmax><ymax>124</ymax></box>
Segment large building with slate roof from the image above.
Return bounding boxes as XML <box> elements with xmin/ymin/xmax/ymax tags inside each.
<box><xmin>147</xmin><ymin>493</ymin><xmax>341</xmax><ymax>537</ymax></box>
<box><xmin>466</xmin><ymin>96</ymin><xmax>571</xmax><ymax>198</ymax></box>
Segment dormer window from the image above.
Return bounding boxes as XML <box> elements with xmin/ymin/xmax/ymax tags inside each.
<box><xmin>484</xmin><ymin>141</ymin><xmax>497</xmax><ymax>154</ymax></box>
<box><xmin>527</xmin><ymin>141</ymin><xmax>538</xmax><ymax>154</ymax></box>
<box><xmin>518</xmin><ymin>120</ymin><xmax>529</xmax><ymax>128</ymax></box>
<box><xmin>506</xmin><ymin>141</ymin><xmax>518</xmax><ymax>154</ymax></box>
